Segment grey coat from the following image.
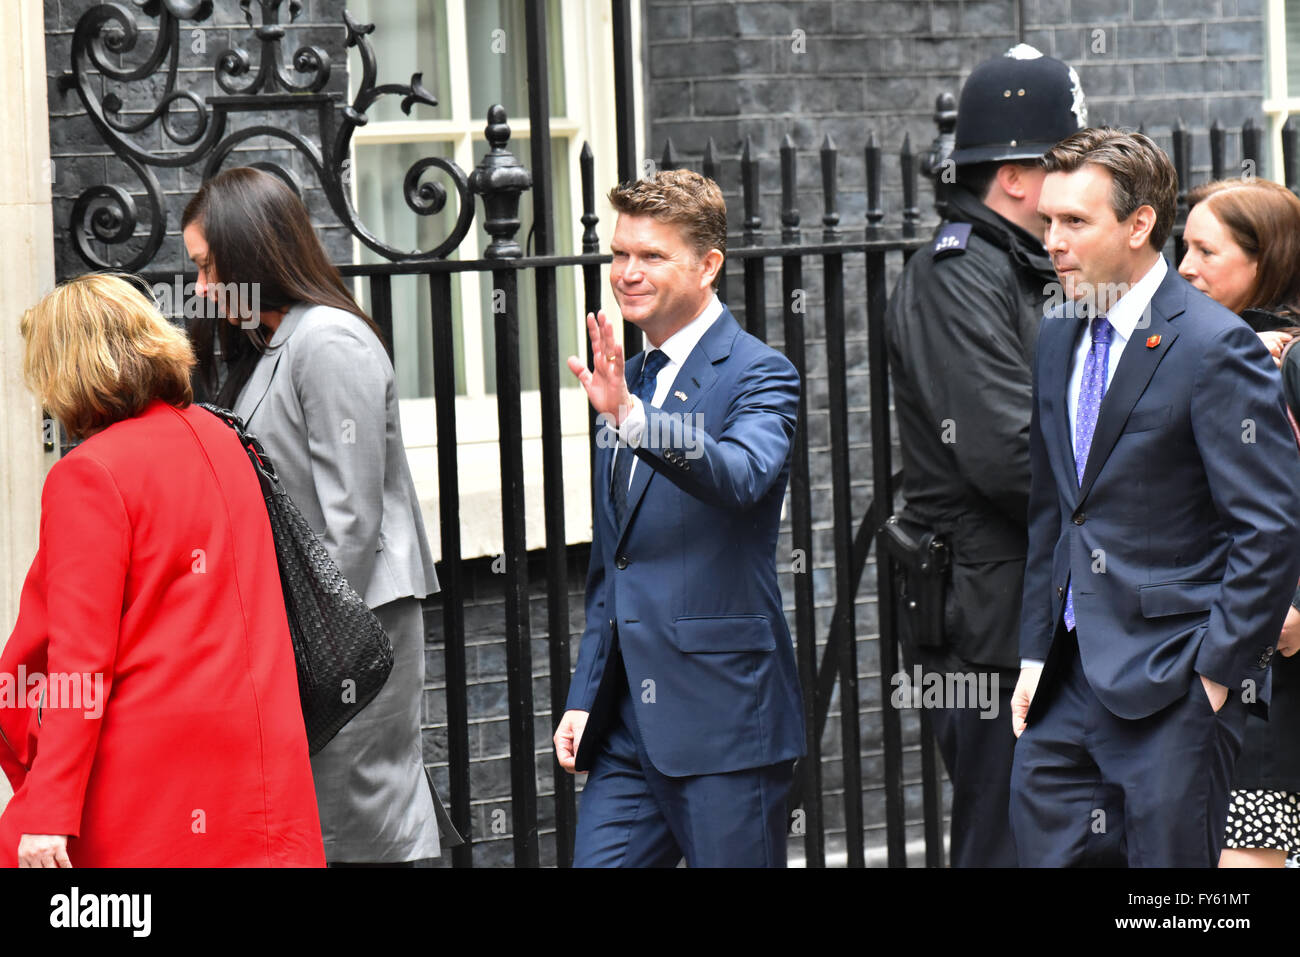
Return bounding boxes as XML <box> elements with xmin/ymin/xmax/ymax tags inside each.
<box><xmin>233</xmin><ymin>301</ymin><xmax>448</xmax><ymax>861</ymax></box>
<box><xmin>233</xmin><ymin>301</ymin><xmax>439</xmax><ymax>607</ymax></box>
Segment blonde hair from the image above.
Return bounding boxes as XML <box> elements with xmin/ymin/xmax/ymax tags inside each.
<box><xmin>21</xmin><ymin>273</ymin><xmax>195</xmax><ymax>439</ymax></box>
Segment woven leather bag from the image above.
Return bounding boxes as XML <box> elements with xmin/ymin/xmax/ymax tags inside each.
<box><xmin>200</xmin><ymin>404</ymin><xmax>394</xmax><ymax>754</ymax></box>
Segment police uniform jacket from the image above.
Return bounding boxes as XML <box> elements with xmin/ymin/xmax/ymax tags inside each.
<box><xmin>884</xmin><ymin>185</ymin><xmax>1057</xmax><ymax>670</ymax></box>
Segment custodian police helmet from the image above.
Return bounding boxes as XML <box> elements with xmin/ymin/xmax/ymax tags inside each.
<box><xmin>950</xmin><ymin>44</ymin><xmax>1088</xmax><ymax>166</ymax></box>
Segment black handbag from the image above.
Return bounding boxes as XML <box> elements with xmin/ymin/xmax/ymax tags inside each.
<box><xmin>200</xmin><ymin>403</ymin><xmax>395</xmax><ymax>755</ymax></box>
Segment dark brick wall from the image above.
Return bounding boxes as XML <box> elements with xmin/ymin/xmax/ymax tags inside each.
<box><xmin>421</xmin><ymin>550</ymin><xmax>591</xmax><ymax>868</ymax></box>
<box><xmin>1025</xmin><ymin>0</ymin><xmax>1267</xmax><ymax>182</ymax></box>
<box><xmin>644</xmin><ymin>0</ymin><xmax>1023</xmax><ymax>228</ymax></box>
<box><xmin>45</xmin><ymin>0</ymin><xmax>353</xmax><ymax>282</ymax></box>
<box><xmin>641</xmin><ymin>0</ymin><xmax>1268</xmax><ymax>287</ymax></box>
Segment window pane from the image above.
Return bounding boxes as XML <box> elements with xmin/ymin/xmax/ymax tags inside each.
<box><xmin>475</xmin><ymin>136</ymin><xmax>578</xmax><ymax>393</ymax></box>
<box><xmin>466</xmin><ymin>0</ymin><xmax>567</xmax><ymax>121</ymax></box>
<box><xmin>354</xmin><ymin>140</ymin><xmax>466</xmax><ymax>398</ymax></box>
<box><xmin>1289</xmin><ymin>0</ymin><xmax>1300</xmax><ymax>98</ymax></box>
<box><xmin>348</xmin><ymin>0</ymin><xmax>452</xmax><ymax>121</ymax></box>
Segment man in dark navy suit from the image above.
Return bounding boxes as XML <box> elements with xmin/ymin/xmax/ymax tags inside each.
<box><xmin>554</xmin><ymin>169</ymin><xmax>804</xmax><ymax>867</ymax></box>
<box><xmin>885</xmin><ymin>45</ymin><xmax>1088</xmax><ymax>868</ymax></box>
<box><xmin>1011</xmin><ymin>127</ymin><xmax>1300</xmax><ymax>866</ymax></box>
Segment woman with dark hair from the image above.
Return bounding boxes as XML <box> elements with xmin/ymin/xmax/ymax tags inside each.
<box><xmin>1180</xmin><ymin>177</ymin><xmax>1300</xmax><ymax>868</ymax></box>
<box><xmin>184</xmin><ymin>166</ymin><xmax>451</xmax><ymax>866</ymax></box>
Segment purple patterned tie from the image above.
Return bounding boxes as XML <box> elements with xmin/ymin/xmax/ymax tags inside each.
<box><xmin>1063</xmin><ymin>316</ymin><xmax>1112</xmax><ymax>631</ymax></box>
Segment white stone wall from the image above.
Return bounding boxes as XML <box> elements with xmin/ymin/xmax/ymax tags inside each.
<box><xmin>0</xmin><ymin>0</ymin><xmax>58</xmax><ymax>811</ymax></box>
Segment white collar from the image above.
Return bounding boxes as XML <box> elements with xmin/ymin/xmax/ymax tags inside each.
<box><xmin>646</xmin><ymin>295</ymin><xmax>723</xmax><ymax>367</ymax></box>
<box><xmin>1103</xmin><ymin>256</ymin><xmax>1167</xmax><ymax>343</ymax></box>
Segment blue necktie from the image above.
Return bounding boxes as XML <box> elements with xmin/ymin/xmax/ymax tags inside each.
<box><xmin>1064</xmin><ymin>316</ymin><xmax>1112</xmax><ymax>631</ymax></box>
<box><xmin>612</xmin><ymin>349</ymin><xmax>671</xmax><ymax>527</ymax></box>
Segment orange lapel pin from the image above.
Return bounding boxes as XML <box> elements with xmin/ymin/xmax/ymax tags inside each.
<box><xmin>1146</xmin><ymin>335</ymin><xmax>1161</xmax><ymax>348</ymax></box>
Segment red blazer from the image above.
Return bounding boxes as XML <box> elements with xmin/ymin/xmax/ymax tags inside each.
<box><xmin>0</xmin><ymin>401</ymin><xmax>324</xmax><ymax>867</ymax></box>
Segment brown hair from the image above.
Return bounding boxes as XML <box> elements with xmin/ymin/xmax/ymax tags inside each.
<box><xmin>1041</xmin><ymin>127</ymin><xmax>1179</xmax><ymax>251</ymax></box>
<box><xmin>182</xmin><ymin>167</ymin><xmax>384</xmax><ymax>407</ymax></box>
<box><xmin>607</xmin><ymin>169</ymin><xmax>728</xmax><ymax>260</ymax></box>
<box><xmin>22</xmin><ymin>273</ymin><xmax>194</xmax><ymax>439</ymax></box>
<box><xmin>1186</xmin><ymin>178</ymin><xmax>1300</xmax><ymax>315</ymax></box>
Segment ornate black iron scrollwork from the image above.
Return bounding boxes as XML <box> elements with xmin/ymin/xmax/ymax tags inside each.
<box><xmin>225</xmin><ymin>5</ymin><xmax>479</xmax><ymax>262</ymax></box>
<box><xmin>68</xmin><ymin>158</ymin><xmax>166</xmax><ymax>272</ymax></box>
<box><xmin>58</xmin><ymin>1</ymin><xmax>201</xmax><ymax>268</ymax></box>
<box><xmin>215</xmin><ymin>0</ymin><xmax>330</xmax><ymax>94</ymax></box>
<box><xmin>59</xmin><ymin>0</ymin><xmax>479</xmax><ymax>270</ymax></box>
<box><xmin>325</xmin><ymin>11</ymin><xmax>475</xmax><ymax>261</ymax></box>
<box><xmin>63</xmin><ymin>2</ymin><xmax>213</xmax><ymax>160</ymax></box>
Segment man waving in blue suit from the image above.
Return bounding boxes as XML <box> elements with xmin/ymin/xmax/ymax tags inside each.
<box><xmin>555</xmin><ymin>169</ymin><xmax>805</xmax><ymax>867</ymax></box>
<box><xmin>1011</xmin><ymin>128</ymin><xmax>1300</xmax><ymax>866</ymax></box>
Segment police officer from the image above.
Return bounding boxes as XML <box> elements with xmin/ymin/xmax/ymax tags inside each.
<box><xmin>884</xmin><ymin>45</ymin><xmax>1089</xmax><ymax>867</ymax></box>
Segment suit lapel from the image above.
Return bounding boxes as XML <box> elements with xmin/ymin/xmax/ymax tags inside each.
<box><xmin>655</xmin><ymin>334</ymin><xmax>721</xmax><ymax>419</ymax></box>
<box><xmin>1042</xmin><ymin>303</ymin><xmax>1084</xmax><ymax>506</ymax></box>
<box><xmin>1077</xmin><ymin>271</ymin><xmax>1184</xmax><ymax>502</ymax></box>
<box><xmin>610</xmin><ymin>351</ymin><xmax>645</xmax><ymax>521</ymax></box>
<box><xmin>615</xmin><ymin>308</ymin><xmax>739</xmax><ymax>542</ymax></box>
<box><xmin>231</xmin><ymin>303</ymin><xmax>306</xmax><ymax>426</ymax></box>
<box><xmin>232</xmin><ymin>351</ymin><xmax>282</xmax><ymax>426</ymax></box>
<box><xmin>593</xmin><ymin>433</ymin><xmax>617</xmax><ymax>535</ymax></box>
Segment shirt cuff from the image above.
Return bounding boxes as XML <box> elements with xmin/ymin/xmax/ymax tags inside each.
<box><xmin>617</xmin><ymin>396</ymin><xmax>647</xmax><ymax>448</ymax></box>
<box><xmin>1020</xmin><ymin>658</ymin><xmax>1044</xmax><ymax>669</ymax></box>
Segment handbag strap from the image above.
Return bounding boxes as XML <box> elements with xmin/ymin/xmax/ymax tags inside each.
<box><xmin>198</xmin><ymin>402</ymin><xmax>280</xmax><ymax>497</ymax></box>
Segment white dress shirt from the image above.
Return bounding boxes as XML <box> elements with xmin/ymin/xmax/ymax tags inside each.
<box><xmin>1065</xmin><ymin>255</ymin><xmax>1167</xmax><ymax>440</ymax></box>
<box><xmin>614</xmin><ymin>294</ymin><xmax>723</xmax><ymax>485</ymax></box>
<box><xmin>1023</xmin><ymin>256</ymin><xmax>1167</xmax><ymax>670</ymax></box>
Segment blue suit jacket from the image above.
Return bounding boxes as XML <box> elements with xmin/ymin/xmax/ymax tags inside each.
<box><xmin>567</xmin><ymin>306</ymin><xmax>806</xmax><ymax>777</ymax></box>
<box><xmin>1021</xmin><ymin>265</ymin><xmax>1300</xmax><ymax>721</ymax></box>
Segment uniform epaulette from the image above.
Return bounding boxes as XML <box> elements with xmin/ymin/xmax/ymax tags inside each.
<box><xmin>932</xmin><ymin>222</ymin><xmax>972</xmax><ymax>260</ymax></box>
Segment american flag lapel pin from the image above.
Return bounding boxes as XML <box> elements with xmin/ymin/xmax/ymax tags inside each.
<box><xmin>1146</xmin><ymin>335</ymin><xmax>1161</xmax><ymax>348</ymax></box>
<box><xmin>673</xmin><ymin>389</ymin><xmax>688</xmax><ymax>401</ymax></box>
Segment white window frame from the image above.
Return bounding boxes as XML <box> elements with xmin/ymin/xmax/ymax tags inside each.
<box><xmin>346</xmin><ymin>0</ymin><xmax>643</xmax><ymax>560</ymax></box>
<box><xmin>1265</xmin><ymin>0</ymin><xmax>1299</xmax><ymax>181</ymax></box>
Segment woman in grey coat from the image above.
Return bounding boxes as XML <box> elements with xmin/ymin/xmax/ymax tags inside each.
<box><xmin>183</xmin><ymin>166</ymin><xmax>456</xmax><ymax>865</ymax></box>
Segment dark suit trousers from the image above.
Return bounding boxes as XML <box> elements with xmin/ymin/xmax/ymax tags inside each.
<box><xmin>1010</xmin><ymin>629</ymin><xmax>1247</xmax><ymax>867</ymax></box>
<box><xmin>908</xmin><ymin>646</ymin><xmax>1020</xmax><ymax>867</ymax></box>
<box><xmin>572</xmin><ymin>662</ymin><xmax>795</xmax><ymax>868</ymax></box>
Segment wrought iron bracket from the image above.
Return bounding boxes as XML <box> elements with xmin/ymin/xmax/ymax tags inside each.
<box><xmin>58</xmin><ymin>0</ymin><xmax>480</xmax><ymax>270</ymax></box>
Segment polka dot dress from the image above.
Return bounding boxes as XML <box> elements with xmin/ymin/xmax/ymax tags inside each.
<box><xmin>1223</xmin><ymin>789</ymin><xmax>1300</xmax><ymax>854</ymax></box>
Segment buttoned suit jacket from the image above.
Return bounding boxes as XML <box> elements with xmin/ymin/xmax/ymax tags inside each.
<box><xmin>1021</xmin><ymin>265</ymin><xmax>1300</xmax><ymax>722</ymax></box>
<box><xmin>232</xmin><ymin>302</ymin><xmax>439</xmax><ymax>608</ymax></box>
<box><xmin>566</xmin><ymin>306</ymin><xmax>806</xmax><ymax>777</ymax></box>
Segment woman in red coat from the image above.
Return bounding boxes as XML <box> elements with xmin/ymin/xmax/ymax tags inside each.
<box><xmin>0</xmin><ymin>274</ymin><xmax>324</xmax><ymax>867</ymax></box>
